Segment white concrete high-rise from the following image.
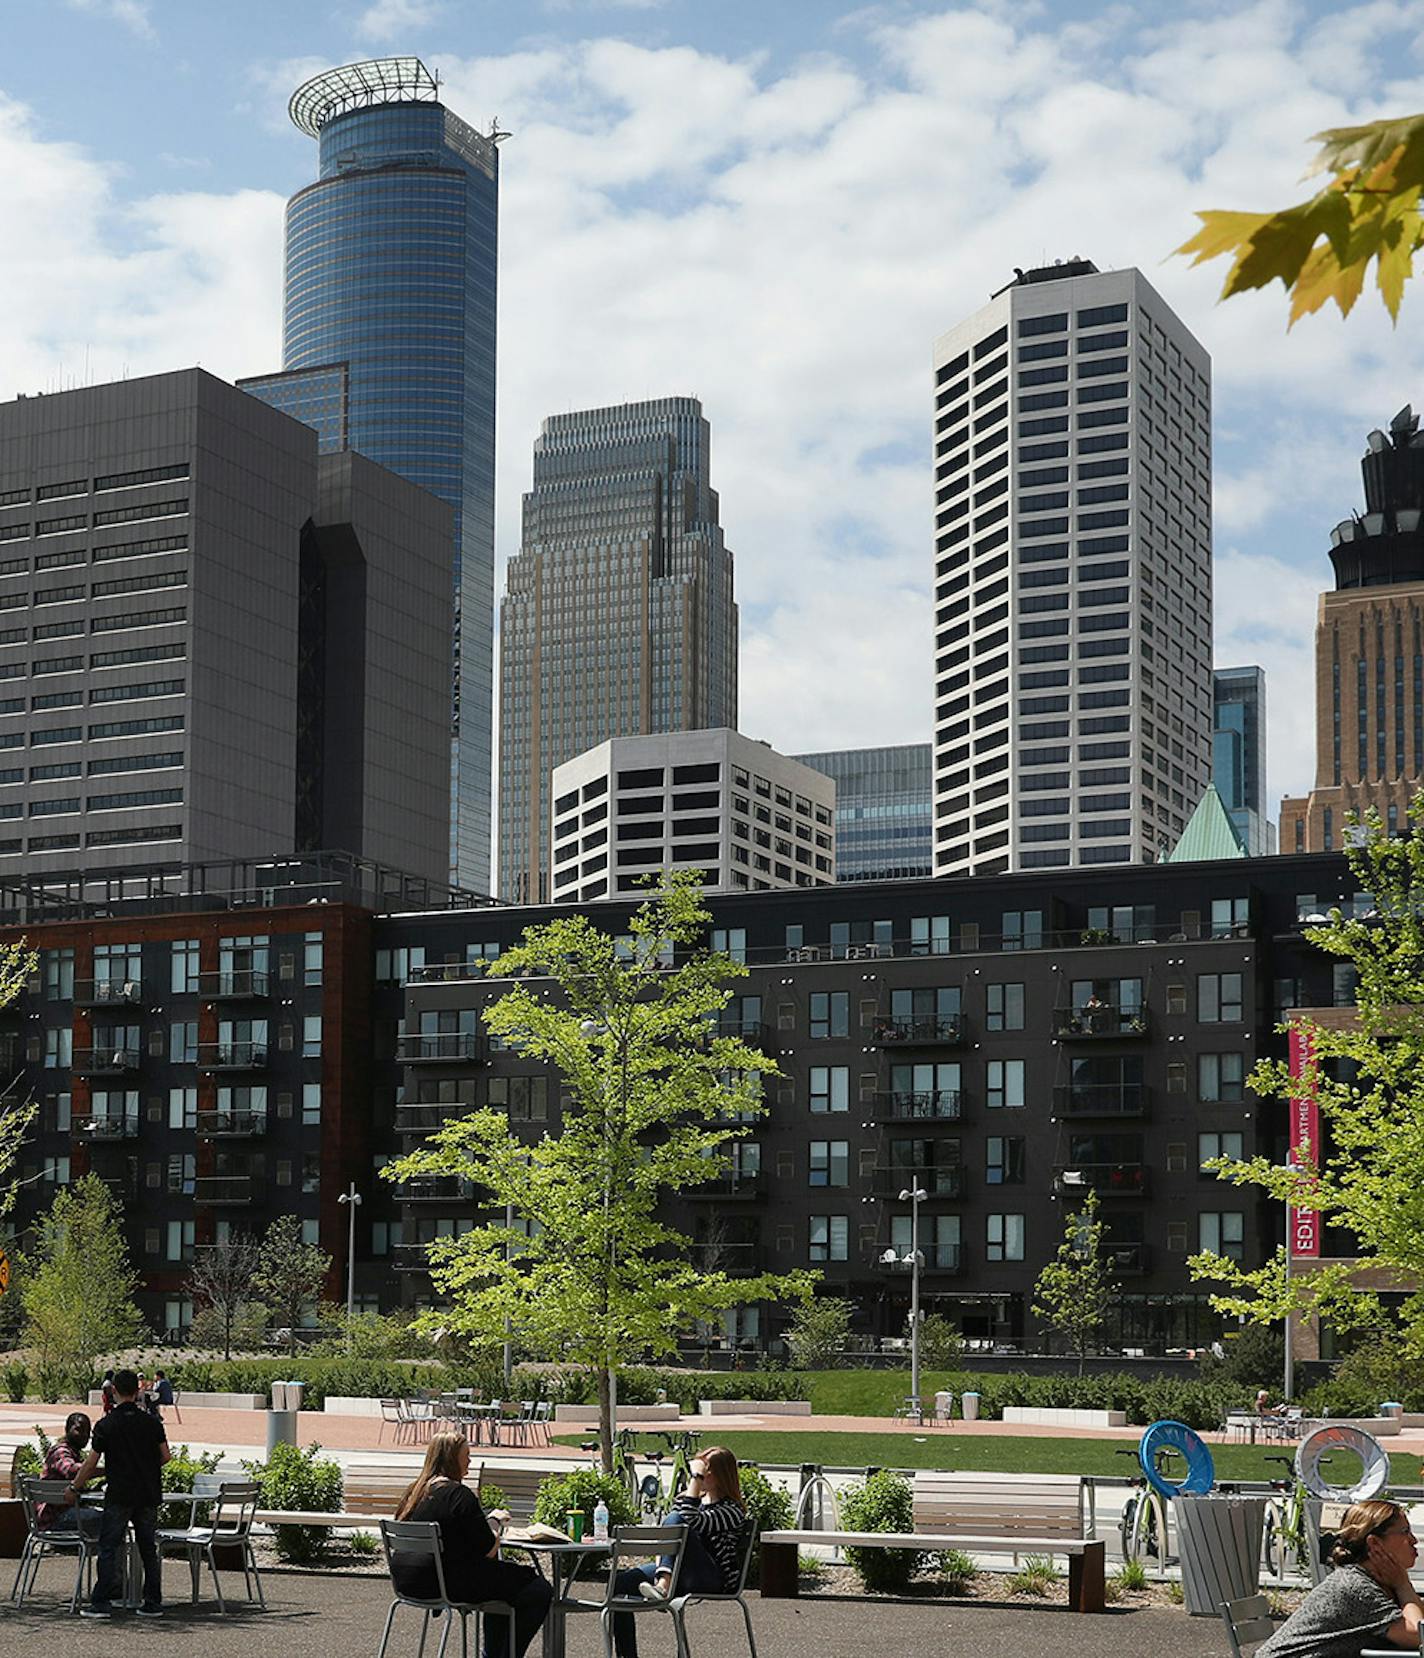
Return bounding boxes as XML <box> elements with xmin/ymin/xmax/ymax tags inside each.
<box><xmin>931</xmin><ymin>260</ymin><xmax>1213</xmax><ymax>876</ymax></box>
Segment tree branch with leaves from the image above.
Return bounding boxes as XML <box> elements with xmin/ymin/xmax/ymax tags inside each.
<box><xmin>384</xmin><ymin>872</ymin><xmax>815</xmax><ymax>1471</ymax></box>
<box><xmin>1177</xmin><ymin>113</ymin><xmax>1424</xmax><ymax>323</ymax></box>
<box><xmin>188</xmin><ymin>1232</ymin><xmax>263</xmax><ymax>1361</ymax></box>
<box><xmin>1032</xmin><ymin>1187</ymin><xmax>1118</xmax><ymax>1374</ymax></box>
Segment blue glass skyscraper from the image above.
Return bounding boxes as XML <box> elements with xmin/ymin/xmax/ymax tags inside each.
<box><xmin>242</xmin><ymin>58</ymin><xmax>498</xmax><ymax>889</ymax></box>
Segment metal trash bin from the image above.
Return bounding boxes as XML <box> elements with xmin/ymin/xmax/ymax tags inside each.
<box><xmin>961</xmin><ymin>1391</ymin><xmax>980</xmax><ymax>1422</ymax></box>
<box><xmin>284</xmin><ymin>1381</ymin><xmax>306</xmax><ymax>1413</ymax></box>
<box><xmin>1176</xmin><ymin>1494</ymin><xmax>1267</xmax><ymax>1615</ymax></box>
<box><xmin>934</xmin><ymin>1389</ymin><xmax>955</xmax><ymax>1423</ymax></box>
<box><xmin>1380</xmin><ymin>1402</ymin><xmax>1403</xmax><ymax>1423</ymax></box>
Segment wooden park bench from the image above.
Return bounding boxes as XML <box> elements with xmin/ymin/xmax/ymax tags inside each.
<box><xmin>250</xmin><ymin>1459</ymin><xmax>550</xmax><ymax>1532</ymax></box>
<box><xmin>760</xmin><ymin>1470</ymin><xmax>1106</xmax><ymax>1613</ymax></box>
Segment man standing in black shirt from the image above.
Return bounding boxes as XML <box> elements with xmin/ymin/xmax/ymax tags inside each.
<box><xmin>66</xmin><ymin>1367</ymin><xmax>170</xmax><ymax>1617</ymax></box>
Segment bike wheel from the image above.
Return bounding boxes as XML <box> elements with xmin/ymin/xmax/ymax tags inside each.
<box><xmin>1119</xmin><ymin>1495</ymin><xmax>1138</xmax><ymax>1561</ymax></box>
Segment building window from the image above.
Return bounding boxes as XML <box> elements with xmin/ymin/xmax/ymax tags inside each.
<box><xmin>711</xmin><ymin>928</ymin><xmax>746</xmax><ymax>965</ymax></box>
<box><xmin>44</xmin><ymin>1026</ymin><xmax>72</xmax><ymax>1069</ymax></box>
<box><xmin>302</xmin><ymin>1016</ymin><xmax>322</xmax><ymax>1058</ymax></box>
<box><xmin>910</xmin><ymin>916</ymin><xmax>951</xmax><ymax>955</ymax></box>
<box><xmin>1198</xmin><ymin>973</ymin><xmax>1243</xmax><ymax>1023</ymax></box>
<box><xmin>1198</xmin><ymin>1131</ymin><xmax>1243</xmax><ymax>1168</ymax></box>
<box><xmin>169</xmin><ymin>1021</ymin><xmax>197</xmax><ymax>1065</ymax></box>
<box><xmin>809</xmin><ymin>992</ymin><xmax>849</xmax><ymax>1039</ymax></box>
<box><xmin>809</xmin><ymin>1215</ymin><xmax>848</xmax><ymax>1262</ymax></box>
<box><xmin>303</xmin><ymin>932</ymin><xmax>324</xmax><ymax>986</ymax></box>
<box><xmin>44</xmin><ymin>948</ymin><xmax>75</xmax><ymax>1001</ymax></box>
<box><xmin>1001</xmin><ymin>911</ymin><xmax>1043</xmax><ymax>950</ymax></box>
<box><xmin>986</xmin><ymin>1059</ymin><xmax>1025</xmax><ymax>1109</ymax></box>
<box><xmin>986</xmin><ymin>1136</ymin><xmax>1025</xmax><ymax>1184</ymax></box>
<box><xmin>809</xmin><ymin>1140</ymin><xmax>849</xmax><ymax>1187</ymax></box>
<box><xmin>1199</xmin><ymin>1052</ymin><xmax>1245</xmax><ymax>1102</ymax></box>
<box><xmin>986</xmin><ymin>983</ymin><xmax>1025</xmax><ymax>1031</ymax></box>
<box><xmin>170</xmin><ymin>939</ymin><xmax>199</xmax><ymax>994</ymax></box>
<box><xmin>809</xmin><ymin>1066</ymin><xmax>849</xmax><ymax>1114</ymax></box>
<box><xmin>1199</xmin><ymin>1211</ymin><xmax>1244</xmax><ymax>1261</ymax></box>
<box><xmin>302</xmin><ymin>1084</ymin><xmax>321</xmax><ymax>1126</ymax></box>
<box><xmin>168</xmin><ymin>1087</ymin><xmax>196</xmax><ymax>1130</ymax></box>
<box><xmin>986</xmin><ymin>1213</ymin><xmax>1025</xmax><ymax>1261</ymax></box>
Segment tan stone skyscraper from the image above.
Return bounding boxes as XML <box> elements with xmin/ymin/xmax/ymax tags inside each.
<box><xmin>497</xmin><ymin>398</ymin><xmax>738</xmax><ymax>902</ymax></box>
<box><xmin>1280</xmin><ymin>407</ymin><xmax>1424</xmax><ymax>852</ymax></box>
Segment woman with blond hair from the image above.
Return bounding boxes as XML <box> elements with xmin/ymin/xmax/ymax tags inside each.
<box><xmin>390</xmin><ymin>1431</ymin><xmax>551</xmax><ymax>1658</ymax></box>
<box><xmin>1257</xmin><ymin>1498</ymin><xmax>1424</xmax><ymax>1655</ymax></box>
<box><xmin>611</xmin><ymin>1445</ymin><xmax>745</xmax><ymax>1658</ymax></box>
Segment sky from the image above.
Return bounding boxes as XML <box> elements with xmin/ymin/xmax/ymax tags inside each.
<box><xmin>3</xmin><ymin>0</ymin><xmax>1424</xmax><ymax>821</ymax></box>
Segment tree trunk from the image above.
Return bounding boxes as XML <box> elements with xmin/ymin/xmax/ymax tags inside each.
<box><xmin>597</xmin><ymin>1365</ymin><xmax>614</xmax><ymax>1474</ymax></box>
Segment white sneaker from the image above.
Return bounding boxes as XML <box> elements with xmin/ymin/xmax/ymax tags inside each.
<box><xmin>638</xmin><ymin>1581</ymin><xmax>668</xmax><ymax>1603</ymax></box>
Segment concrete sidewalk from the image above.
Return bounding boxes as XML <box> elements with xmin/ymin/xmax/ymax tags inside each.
<box><xmin>1</xmin><ymin>1558</ymin><xmax>1225</xmax><ymax>1656</ymax></box>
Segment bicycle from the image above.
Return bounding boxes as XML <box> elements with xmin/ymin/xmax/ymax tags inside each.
<box><xmin>1115</xmin><ymin>1444</ymin><xmax>1177</xmax><ymax>1563</ymax></box>
<box><xmin>635</xmin><ymin>1429</ymin><xmax>702</xmax><ymax>1520</ymax></box>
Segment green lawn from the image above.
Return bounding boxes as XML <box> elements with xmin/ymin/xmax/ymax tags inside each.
<box><xmin>557</xmin><ymin>1429</ymin><xmax>1424</xmax><ymax>1484</ymax></box>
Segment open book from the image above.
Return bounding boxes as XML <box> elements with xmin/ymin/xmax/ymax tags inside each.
<box><xmin>497</xmin><ymin>1519</ymin><xmax>574</xmax><ymax>1544</ymax></box>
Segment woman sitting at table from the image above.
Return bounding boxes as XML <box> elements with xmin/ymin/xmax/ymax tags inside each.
<box><xmin>612</xmin><ymin>1446</ymin><xmax>746</xmax><ymax>1658</ymax></box>
<box><xmin>36</xmin><ymin>1413</ymin><xmax>101</xmax><ymax>1537</ymax></box>
<box><xmin>392</xmin><ymin>1431</ymin><xmax>551</xmax><ymax>1658</ymax></box>
<box><xmin>1257</xmin><ymin>1499</ymin><xmax>1424</xmax><ymax>1655</ymax></box>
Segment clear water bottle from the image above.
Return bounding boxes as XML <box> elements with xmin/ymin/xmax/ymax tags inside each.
<box><xmin>592</xmin><ymin>1498</ymin><xmax>610</xmax><ymax>1542</ymax></box>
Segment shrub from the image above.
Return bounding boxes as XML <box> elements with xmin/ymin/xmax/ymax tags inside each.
<box><xmin>1006</xmin><ymin>1554</ymin><xmax>1060</xmax><ymax>1597</ymax></box>
<box><xmin>161</xmin><ymin>1445</ymin><xmax>222</xmax><ymax>1529</ymax></box>
<box><xmin>1198</xmin><ymin>1325</ymin><xmax>1286</xmax><ymax>1393</ymax></box>
<box><xmin>478</xmin><ymin>1481</ymin><xmax>506</xmax><ymax>1513</ymax></box>
<box><xmin>839</xmin><ymin>1470</ymin><xmax>925</xmax><ymax>1593</ymax></box>
<box><xmin>1168</xmin><ymin>1579</ymin><xmax>1185</xmax><ymax>1604</ymax></box>
<box><xmin>534</xmin><ymin>1469</ymin><xmax>637</xmax><ymax>1535</ymax></box>
<box><xmin>35</xmin><ymin>1364</ymin><xmax>69</xmax><ymax>1404</ymax></box>
<box><xmin>738</xmin><ymin>1465</ymin><xmax>794</xmax><ymax>1584</ymax></box>
<box><xmin>938</xmin><ymin>1548</ymin><xmax>977</xmax><ymax>1594</ymax></box>
<box><xmin>917</xmin><ymin>1316</ymin><xmax>963</xmax><ymax>1370</ymax></box>
<box><xmin>784</xmin><ymin>1299</ymin><xmax>854</xmax><ymax>1370</ymax></box>
<box><xmin>1114</xmin><ymin>1557</ymin><xmax>1148</xmax><ymax>1593</ymax></box>
<box><xmin>349</xmin><ymin>1530</ymin><xmax>379</xmax><ymax>1556</ymax></box>
<box><xmin>243</xmin><ymin>1441</ymin><xmax>343</xmax><ymax>1563</ymax></box>
<box><xmin>2</xmin><ymin>1363</ymin><xmax>26</xmax><ymax>1403</ymax></box>
<box><xmin>797</xmin><ymin>1553</ymin><xmax>826</xmax><ymax>1581</ymax></box>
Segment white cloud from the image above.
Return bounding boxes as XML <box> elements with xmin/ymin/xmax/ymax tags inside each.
<box><xmin>355</xmin><ymin>0</ymin><xmax>443</xmax><ymax>45</ymax></box>
<box><xmin>66</xmin><ymin>0</ymin><xmax>153</xmax><ymax>39</ymax></box>
<box><xmin>8</xmin><ymin>4</ymin><xmax>1424</xmax><ymax>833</ymax></box>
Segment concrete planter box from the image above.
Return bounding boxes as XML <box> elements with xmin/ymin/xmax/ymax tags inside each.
<box><xmin>698</xmin><ymin>1400</ymin><xmax>812</xmax><ymax>1417</ymax></box>
<box><xmin>1301</xmin><ymin>1415</ymin><xmax>1400</xmax><ymax>1437</ymax></box>
<box><xmin>1003</xmin><ymin>1406</ymin><xmax>1128</xmax><ymax>1428</ymax></box>
<box><xmin>323</xmin><ymin>1396</ymin><xmax>386</xmax><ymax>1417</ymax></box>
<box><xmin>553</xmin><ymin>1404</ymin><xmax>682</xmax><ymax>1424</ymax></box>
<box><xmin>87</xmin><ymin>1390</ymin><xmax>266</xmax><ymax>1412</ymax></box>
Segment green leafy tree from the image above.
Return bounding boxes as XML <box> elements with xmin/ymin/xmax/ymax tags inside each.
<box><xmin>0</xmin><ymin>940</ymin><xmax>39</xmax><ymax>1218</ymax></box>
<box><xmin>1032</xmin><ymin>1189</ymin><xmax>1117</xmax><ymax>1374</ymax></box>
<box><xmin>21</xmin><ymin>1173</ymin><xmax>142</xmax><ymax>1396</ymax></box>
<box><xmin>186</xmin><ymin>1233</ymin><xmax>262</xmax><ymax>1360</ymax></box>
<box><xmin>1177</xmin><ymin>113</ymin><xmax>1424</xmax><ymax>324</ymax></box>
<box><xmin>253</xmin><ymin>1215</ymin><xmax>332</xmax><ymax>1356</ymax></box>
<box><xmin>384</xmin><ymin>872</ymin><xmax>815</xmax><ymax>1471</ymax></box>
<box><xmin>783</xmin><ymin>1295</ymin><xmax>854</xmax><ymax>1370</ymax></box>
<box><xmin>1191</xmin><ymin>797</ymin><xmax>1424</xmax><ymax>1353</ymax></box>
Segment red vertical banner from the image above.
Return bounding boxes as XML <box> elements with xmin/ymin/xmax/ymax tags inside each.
<box><xmin>1288</xmin><ymin>1023</ymin><xmax>1321</xmax><ymax>1258</ymax></box>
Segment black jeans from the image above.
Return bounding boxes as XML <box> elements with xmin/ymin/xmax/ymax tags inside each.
<box><xmin>472</xmin><ymin>1560</ymin><xmax>553</xmax><ymax>1658</ymax></box>
<box><xmin>92</xmin><ymin>1501</ymin><xmax>160</xmax><ymax>1610</ymax></box>
<box><xmin>611</xmin><ymin>1515</ymin><xmax>724</xmax><ymax>1658</ymax></box>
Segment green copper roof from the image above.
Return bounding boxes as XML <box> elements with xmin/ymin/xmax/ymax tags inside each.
<box><xmin>1166</xmin><ymin>783</ymin><xmax>1247</xmax><ymax>863</ymax></box>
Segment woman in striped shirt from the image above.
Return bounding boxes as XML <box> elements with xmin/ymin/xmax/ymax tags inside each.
<box><xmin>612</xmin><ymin>1445</ymin><xmax>746</xmax><ymax>1657</ymax></box>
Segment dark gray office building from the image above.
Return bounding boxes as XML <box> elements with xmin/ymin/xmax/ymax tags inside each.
<box><xmin>1212</xmin><ymin>666</ymin><xmax>1274</xmax><ymax>855</ymax></box>
<box><xmin>0</xmin><ymin>369</ymin><xmax>454</xmax><ymax>883</ymax></box>
<box><xmin>794</xmin><ymin>743</ymin><xmax>932</xmax><ymax>881</ymax></box>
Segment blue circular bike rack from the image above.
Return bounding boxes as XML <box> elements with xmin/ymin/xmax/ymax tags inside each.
<box><xmin>1139</xmin><ymin>1419</ymin><xmax>1215</xmax><ymax>1499</ymax></box>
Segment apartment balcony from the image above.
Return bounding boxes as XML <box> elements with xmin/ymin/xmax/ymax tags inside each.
<box><xmin>1107</xmin><ymin>1243</ymin><xmax>1151</xmax><ymax>1274</ymax></box>
<box><xmin>871</xmin><ymin>1015</ymin><xmax>965</xmax><ymax>1047</ymax></box>
<box><xmin>195</xmin><ymin>1109</ymin><xmax>268</xmax><ymax>1139</ymax></box>
<box><xmin>712</xmin><ymin>1018</ymin><xmax>777</xmax><ymax>1052</ymax></box>
<box><xmin>396</xmin><ymin>1102</ymin><xmax>477</xmax><ymax>1135</ymax></box>
<box><xmin>71</xmin><ymin>1112</ymin><xmax>141</xmax><ymax>1141</ymax></box>
<box><xmin>74</xmin><ymin>978</ymin><xmax>143</xmax><ymax>1009</ymax></box>
<box><xmin>698</xmin><ymin>1242</ymin><xmax>762</xmax><ymax>1275</ymax></box>
<box><xmin>409</xmin><ymin>961</ymin><xmax>484</xmax><ymax>985</ymax></box>
<box><xmin>686</xmin><ymin>1174</ymin><xmax>766</xmax><ymax>1201</ymax></box>
<box><xmin>392</xmin><ymin>1242</ymin><xmax>436</xmax><ymax>1272</ymax></box>
<box><xmin>198</xmin><ymin>969</ymin><xmax>271</xmax><ymax>1001</ymax></box>
<box><xmin>72</xmin><ymin>1047</ymin><xmax>141</xmax><ymax>1077</ymax></box>
<box><xmin>399</xmin><ymin>1176</ymin><xmax>480</xmax><ymax>1204</ymax></box>
<box><xmin>1053</xmin><ymin>1162</ymin><xmax>1149</xmax><ymax>1198</ymax></box>
<box><xmin>193</xmin><ymin>1175</ymin><xmax>254</xmax><ymax>1205</ymax></box>
<box><xmin>872</xmin><ymin>1165</ymin><xmax>965</xmax><ymax>1200</ymax></box>
<box><xmin>870</xmin><ymin>1089</ymin><xmax>963</xmax><ymax>1122</ymax></box>
<box><xmin>396</xmin><ymin>1032</ymin><xmax>484</xmax><ymax>1064</ymax></box>
<box><xmin>197</xmin><ymin>1041</ymin><xmax>269</xmax><ymax>1071</ymax></box>
<box><xmin>875</xmin><ymin>1243</ymin><xmax>964</xmax><ymax>1275</ymax></box>
<box><xmin>1053</xmin><ymin>1005</ymin><xmax>1150</xmax><ymax>1040</ymax></box>
<box><xmin>1053</xmin><ymin>1083</ymin><xmax>1148</xmax><ymax>1118</ymax></box>
<box><xmin>97</xmin><ymin>1172</ymin><xmax>139</xmax><ymax>1201</ymax></box>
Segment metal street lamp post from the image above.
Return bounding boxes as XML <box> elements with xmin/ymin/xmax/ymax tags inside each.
<box><xmin>337</xmin><ymin>1184</ymin><xmax>362</xmax><ymax>1341</ymax></box>
<box><xmin>880</xmin><ymin>1183</ymin><xmax>929</xmax><ymax>1421</ymax></box>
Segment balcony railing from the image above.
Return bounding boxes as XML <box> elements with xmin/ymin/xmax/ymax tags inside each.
<box><xmin>74</xmin><ymin>978</ymin><xmax>143</xmax><ymax>1008</ymax></box>
<box><xmin>1053</xmin><ymin>1006</ymin><xmax>1150</xmax><ymax>1040</ymax></box>
<box><xmin>1053</xmin><ymin>1083</ymin><xmax>1147</xmax><ymax>1118</ymax></box>
<box><xmin>195</xmin><ymin>1110</ymin><xmax>268</xmax><ymax>1138</ymax></box>
<box><xmin>877</xmin><ymin>1243</ymin><xmax>964</xmax><ymax>1274</ymax></box>
<box><xmin>199</xmin><ymin>969</ymin><xmax>270</xmax><ymax>1000</ymax></box>
<box><xmin>871</xmin><ymin>1089</ymin><xmax>963</xmax><ymax>1122</ymax></box>
<box><xmin>410</xmin><ymin>961</ymin><xmax>486</xmax><ymax>984</ymax></box>
<box><xmin>873</xmin><ymin>1165</ymin><xmax>965</xmax><ymax>1200</ymax></box>
<box><xmin>712</xmin><ymin>1018</ymin><xmax>776</xmax><ymax>1049</ymax></box>
<box><xmin>72</xmin><ymin>1047</ymin><xmax>141</xmax><ymax>1077</ymax></box>
<box><xmin>687</xmin><ymin>1174</ymin><xmax>765</xmax><ymax>1200</ymax></box>
<box><xmin>193</xmin><ymin>1175</ymin><xmax>254</xmax><ymax>1205</ymax></box>
<box><xmin>871</xmin><ymin>1015</ymin><xmax>964</xmax><ymax>1046</ymax></box>
<box><xmin>399</xmin><ymin>1176</ymin><xmax>479</xmax><ymax>1204</ymax></box>
<box><xmin>396</xmin><ymin>1102</ymin><xmax>477</xmax><ymax>1134</ymax></box>
<box><xmin>72</xmin><ymin>1112</ymin><xmax>140</xmax><ymax>1140</ymax></box>
<box><xmin>197</xmin><ymin>1041</ymin><xmax>269</xmax><ymax>1070</ymax></box>
<box><xmin>1053</xmin><ymin>1163</ymin><xmax>1148</xmax><ymax>1197</ymax></box>
<box><xmin>1106</xmin><ymin>1243</ymin><xmax>1150</xmax><ymax>1274</ymax></box>
<box><xmin>396</xmin><ymin>1032</ymin><xmax>483</xmax><ymax>1064</ymax></box>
